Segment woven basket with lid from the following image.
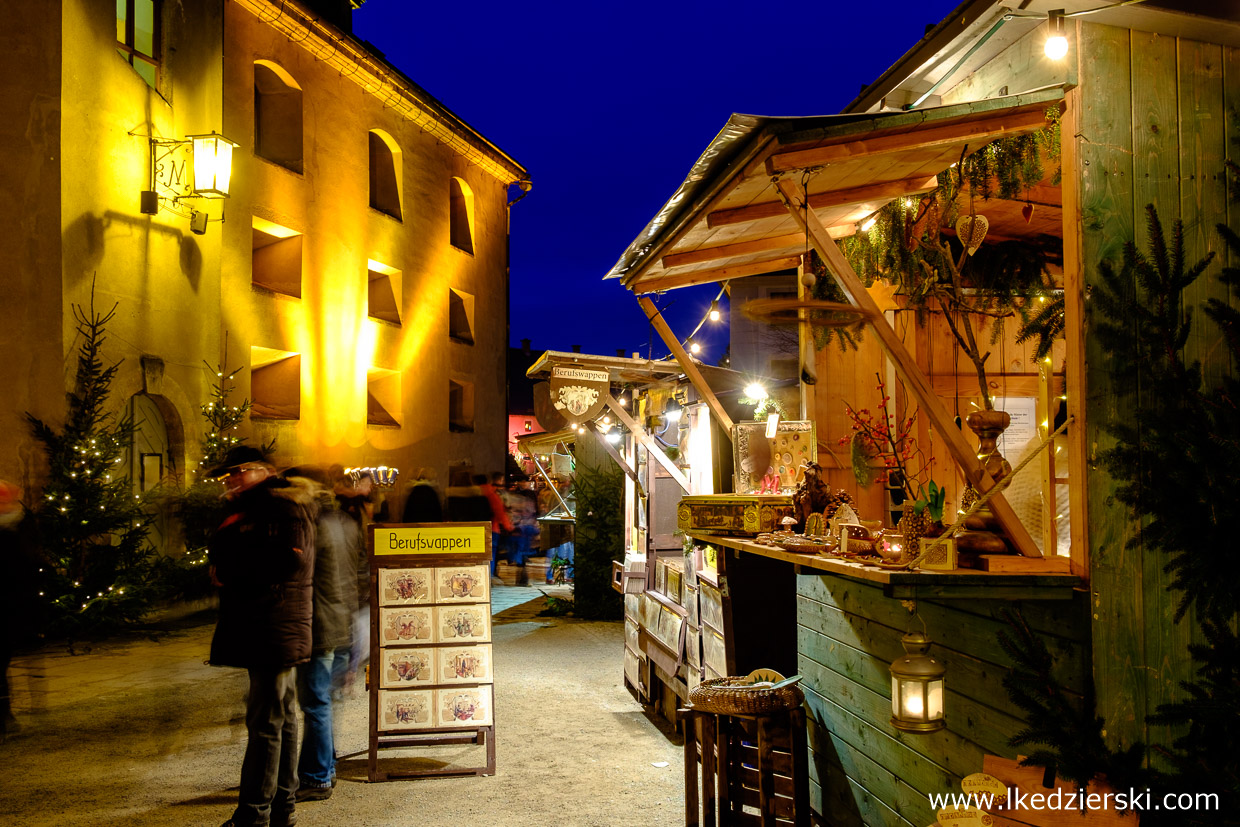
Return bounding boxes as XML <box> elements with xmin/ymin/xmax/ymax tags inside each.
<box><xmin>688</xmin><ymin>677</ymin><xmax>804</xmax><ymax>716</ymax></box>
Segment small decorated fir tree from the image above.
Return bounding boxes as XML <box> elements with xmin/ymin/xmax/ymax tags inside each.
<box><xmin>25</xmin><ymin>293</ymin><xmax>155</xmax><ymax>640</ymax></box>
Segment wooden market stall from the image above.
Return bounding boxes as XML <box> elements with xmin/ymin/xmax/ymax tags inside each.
<box><xmin>604</xmin><ymin>2</ymin><xmax>1240</xmax><ymax>823</ymax></box>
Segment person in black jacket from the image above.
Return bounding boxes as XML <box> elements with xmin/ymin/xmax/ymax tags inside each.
<box><xmin>208</xmin><ymin>446</ymin><xmax>316</xmax><ymax>827</ymax></box>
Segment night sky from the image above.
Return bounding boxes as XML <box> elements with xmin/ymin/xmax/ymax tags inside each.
<box><xmin>352</xmin><ymin>1</ymin><xmax>962</xmax><ymax>364</ymax></box>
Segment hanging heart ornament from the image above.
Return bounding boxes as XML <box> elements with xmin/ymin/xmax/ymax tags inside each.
<box><xmin>955</xmin><ymin>214</ymin><xmax>989</xmax><ymax>256</ymax></box>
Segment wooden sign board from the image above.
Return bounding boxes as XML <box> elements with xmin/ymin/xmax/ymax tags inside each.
<box><xmin>367</xmin><ymin>522</ymin><xmax>496</xmax><ymax>781</ymax></box>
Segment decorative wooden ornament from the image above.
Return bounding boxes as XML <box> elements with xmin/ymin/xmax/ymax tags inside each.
<box><xmin>955</xmin><ymin>214</ymin><xmax>989</xmax><ymax>255</ymax></box>
<box><xmin>1022</xmin><ymin>202</ymin><xmax>1035</xmax><ymax>223</ymax></box>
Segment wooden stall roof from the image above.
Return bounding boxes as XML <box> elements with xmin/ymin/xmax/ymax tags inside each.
<box><xmin>606</xmin><ymin>88</ymin><xmax>1064</xmax><ymax>295</ymax></box>
<box><xmin>514</xmin><ymin>428</ymin><xmax>576</xmax><ymax>456</ymax></box>
<box><xmin>525</xmin><ymin>349</ymin><xmax>759</xmax><ymax>395</ymax></box>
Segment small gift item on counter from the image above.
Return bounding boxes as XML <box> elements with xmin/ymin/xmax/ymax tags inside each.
<box><xmin>804</xmin><ymin>512</ymin><xmax>826</xmax><ymax>537</ymax></box>
<box><xmin>874</xmin><ymin>531</ymin><xmax>906</xmax><ymax>563</ymax></box>
<box><xmin>838</xmin><ymin>523</ymin><xmax>875</xmax><ymax>555</ymax></box>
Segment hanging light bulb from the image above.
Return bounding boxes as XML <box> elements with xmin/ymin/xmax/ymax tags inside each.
<box><xmin>689</xmin><ymin>339</ymin><xmax>701</xmax><ymax>355</ymax></box>
<box><xmin>1045</xmin><ymin>9</ymin><xmax>1069</xmax><ymax>60</ymax></box>
<box><xmin>708</xmin><ymin>301</ymin><xmax>721</xmax><ymax>322</ymax></box>
<box><xmin>663</xmin><ymin>396</ymin><xmax>683</xmax><ymax>424</ymax></box>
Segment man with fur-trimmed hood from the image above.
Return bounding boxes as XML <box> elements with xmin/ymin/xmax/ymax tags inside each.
<box><xmin>207</xmin><ymin>445</ymin><xmax>317</xmax><ymax>827</ymax></box>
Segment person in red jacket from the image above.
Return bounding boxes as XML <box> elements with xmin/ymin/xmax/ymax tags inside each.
<box><xmin>208</xmin><ymin>446</ymin><xmax>316</xmax><ymax>827</ymax></box>
<box><xmin>479</xmin><ymin>472</ymin><xmax>513</xmax><ymax>575</ymax></box>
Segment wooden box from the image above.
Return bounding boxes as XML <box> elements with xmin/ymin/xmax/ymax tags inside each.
<box><xmin>676</xmin><ymin>494</ymin><xmax>795</xmax><ymax>536</ymax></box>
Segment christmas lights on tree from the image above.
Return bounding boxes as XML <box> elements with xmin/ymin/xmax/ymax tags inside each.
<box><xmin>25</xmin><ymin>291</ymin><xmax>155</xmax><ymax>640</ymax></box>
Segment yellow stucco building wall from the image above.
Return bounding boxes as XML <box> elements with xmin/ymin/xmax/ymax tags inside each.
<box><xmin>0</xmin><ymin>0</ymin><xmax>526</xmax><ymax>516</ymax></box>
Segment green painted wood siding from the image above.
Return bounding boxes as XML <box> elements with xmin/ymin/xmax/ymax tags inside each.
<box><xmin>1077</xmin><ymin>22</ymin><xmax>1240</xmax><ymax>758</ymax></box>
<box><xmin>797</xmin><ymin>574</ymin><xmax>1089</xmax><ymax>826</ymax></box>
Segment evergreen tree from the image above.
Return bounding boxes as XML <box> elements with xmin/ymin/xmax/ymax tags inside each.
<box><xmin>25</xmin><ymin>294</ymin><xmax>156</xmax><ymax>640</ymax></box>
<box><xmin>200</xmin><ymin>360</ymin><xmax>254</xmax><ymax>474</ymax></box>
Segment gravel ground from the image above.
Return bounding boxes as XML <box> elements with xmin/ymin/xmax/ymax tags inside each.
<box><xmin>1</xmin><ymin>597</ymin><xmax>685</xmax><ymax>827</ymax></box>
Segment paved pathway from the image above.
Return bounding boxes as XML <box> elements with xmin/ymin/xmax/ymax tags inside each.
<box><xmin>1</xmin><ymin>588</ymin><xmax>685</xmax><ymax>827</ymax></box>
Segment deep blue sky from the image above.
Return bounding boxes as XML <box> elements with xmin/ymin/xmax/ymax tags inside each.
<box><xmin>353</xmin><ymin>1</ymin><xmax>962</xmax><ymax>363</ymax></box>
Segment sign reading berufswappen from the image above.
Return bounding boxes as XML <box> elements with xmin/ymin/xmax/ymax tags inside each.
<box><xmin>374</xmin><ymin>525</ymin><xmax>488</xmax><ymax>556</ymax></box>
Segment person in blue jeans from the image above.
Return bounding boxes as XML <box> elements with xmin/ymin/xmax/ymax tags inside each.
<box><xmin>286</xmin><ymin>467</ymin><xmax>364</xmax><ymax>803</ymax></box>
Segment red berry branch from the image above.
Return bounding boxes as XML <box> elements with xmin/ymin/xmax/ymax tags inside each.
<box><xmin>839</xmin><ymin>373</ymin><xmax>933</xmax><ymax>501</ymax></box>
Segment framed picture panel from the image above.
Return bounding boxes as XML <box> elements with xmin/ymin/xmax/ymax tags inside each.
<box><xmin>436</xmin><ymin>644</ymin><xmax>494</xmax><ymax>685</ymax></box>
<box><xmin>379</xmin><ymin>606</ymin><xmax>434</xmax><ymax>644</ymax></box>
<box><xmin>378</xmin><ymin>568</ymin><xmax>432</xmax><ymax>606</ymax></box>
<box><xmin>379</xmin><ymin>647</ymin><xmax>435</xmax><ymax>688</ymax></box>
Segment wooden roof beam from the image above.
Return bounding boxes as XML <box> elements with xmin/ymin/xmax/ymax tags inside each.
<box><xmin>605</xmin><ymin>393</ymin><xmax>691</xmax><ymax>492</ymax></box>
<box><xmin>636</xmin><ymin>296</ymin><xmax>735</xmax><ymax>441</ymax></box>
<box><xmin>631</xmin><ymin>255</ymin><xmax>804</xmax><ymax>295</ymax></box>
<box><xmin>707</xmin><ymin>175</ymin><xmax>939</xmax><ymax>228</ymax></box>
<box><xmin>766</xmin><ymin>108</ymin><xmax>1052</xmax><ymax>174</ymax></box>
<box><xmin>774</xmin><ymin>175</ymin><xmax>1041</xmax><ymax>558</ymax></box>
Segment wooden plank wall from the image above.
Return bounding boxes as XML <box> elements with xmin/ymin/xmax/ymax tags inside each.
<box><xmin>1077</xmin><ymin>23</ymin><xmax>1240</xmax><ymax>758</ymax></box>
<box><xmin>814</xmin><ymin>307</ymin><xmax>1059</xmax><ymax>532</ymax></box>
<box><xmin>798</xmin><ymin>574</ymin><xmax>1089</xmax><ymax>826</ymax></box>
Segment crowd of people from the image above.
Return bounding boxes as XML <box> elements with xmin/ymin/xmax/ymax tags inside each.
<box><xmin>207</xmin><ymin>448</ymin><xmax>569</xmax><ymax>827</ymax></box>
<box><xmin>3</xmin><ymin>446</ymin><xmax>569</xmax><ymax>827</ymax></box>
<box><xmin>401</xmin><ymin>468</ymin><xmax>550</xmax><ymax>577</ymax></box>
<box><xmin>206</xmin><ymin>445</ymin><xmax>376</xmax><ymax>827</ymax></box>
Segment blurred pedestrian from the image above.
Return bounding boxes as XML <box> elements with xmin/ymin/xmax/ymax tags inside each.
<box><xmin>207</xmin><ymin>447</ymin><xmax>317</xmax><ymax>827</ymax></box>
<box><xmin>481</xmin><ymin>472</ymin><xmax>513</xmax><ymax>570</ymax></box>
<box><xmin>401</xmin><ymin>467</ymin><xmax>443</xmax><ymax>523</ymax></box>
<box><xmin>0</xmin><ymin>480</ymin><xmax>37</xmax><ymax>739</ymax></box>
<box><xmin>284</xmin><ymin>468</ymin><xmax>360</xmax><ymax>803</ymax></box>
<box><xmin>333</xmin><ymin>469</ymin><xmax>373</xmax><ymax>681</ymax></box>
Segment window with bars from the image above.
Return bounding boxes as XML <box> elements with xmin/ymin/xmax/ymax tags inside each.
<box><xmin>116</xmin><ymin>0</ymin><xmax>160</xmax><ymax>89</ymax></box>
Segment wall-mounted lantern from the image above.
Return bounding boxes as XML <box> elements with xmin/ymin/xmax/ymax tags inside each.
<box><xmin>890</xmin><ymin>631</ymin><xmax>946</xmax><ymax>733</ymax></box>
<box><xmin>139</xmin><ymin>130</ymin><xmax>238</xmax><ymax>234</ymax></box>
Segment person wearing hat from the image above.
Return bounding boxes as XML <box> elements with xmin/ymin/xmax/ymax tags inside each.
<box><xmin>207</xmin><ymin>446</ymin><xmax>317</xmax><ymax>827</ymax></box>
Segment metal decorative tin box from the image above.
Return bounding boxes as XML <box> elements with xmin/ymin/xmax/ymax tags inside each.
<box><xmin>676</xmin><ymin>494</ymin><xmax>796</xmax><ymax>536</ymax></box>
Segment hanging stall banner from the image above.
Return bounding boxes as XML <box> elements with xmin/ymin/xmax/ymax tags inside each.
<box><xmin>375</xmin><ymin>525</ymin><xmax>488</xmax><ymax>556</ymax></box>
<box><xmin>549</xmin><ymin>366</ymin><xmax>610</xmax><ymax>424</ymax></box>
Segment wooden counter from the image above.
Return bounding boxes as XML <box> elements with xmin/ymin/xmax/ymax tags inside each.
<box><xmin>687</xmin><ymin>533</ymin><xmax>1081</xmax><ymax>600</ymax></box>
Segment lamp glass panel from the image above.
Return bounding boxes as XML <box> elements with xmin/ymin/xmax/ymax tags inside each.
<box><xmin>193</xmin><ymin>137</ymin><xmax>233</xmax><ymax>196</ymax></box>
<box><xmin>927</xmin><ymin>679</ymin><xmax>944</xmax><ymax>720</ymax></box>
<box><xmin>899</xmin><ymin>679</ymin><xmax>926</xmax><ymax>720</ymax></box>
<box><xmin>891</xmin><ymin>675</ymin><xmax>900</xmax><ymax>717</ymax></box>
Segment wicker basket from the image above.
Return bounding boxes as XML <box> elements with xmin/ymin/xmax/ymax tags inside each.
<box><xmin>688</xmin><ymin>677</ymin><xmax>804</xmax><ymax>716</ymax></box>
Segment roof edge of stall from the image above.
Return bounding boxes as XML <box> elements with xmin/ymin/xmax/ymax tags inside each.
<box><xmin>605</xmin><ymin>86</ymin><xmax>1066</xmax><ymax>293</ymax></box>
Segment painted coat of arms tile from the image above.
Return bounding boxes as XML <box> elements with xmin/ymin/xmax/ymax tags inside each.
<box><xmin>380</xmin><ymin>647</ymin><xmax>434</xmax><ymax>688</ymax></box>
<box><xmin>434</xmin><ymin>565</ymin><xmax>489</xmax><ymax>603</ymax></box>
<box><xmin>378</xmin><ymin>568</ymin><xmax>431</xmax><ymax>606</ymax></box>
<box><xmin>379</xmin><ymin>607</ymin><xmax>433</xmax><ymax>644</ymax></box>
<box><xmin>436</xmin><ymin>644</ymin><xmax>493</xmax><ymax>685</ymax></box>
<box><xmin>378</xmin><ymin>689</ymin><xmax>433</xmax><ymax>730</ymax></box>
<box><xmin>434</xmin><ymin>686</ymin><xmax>492</xmax><ymax>727</ymax></box>
<box><xmin>434</xmin><ymin>605</ymin><xmax>490</xmax><ymax>643</ymax></box>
